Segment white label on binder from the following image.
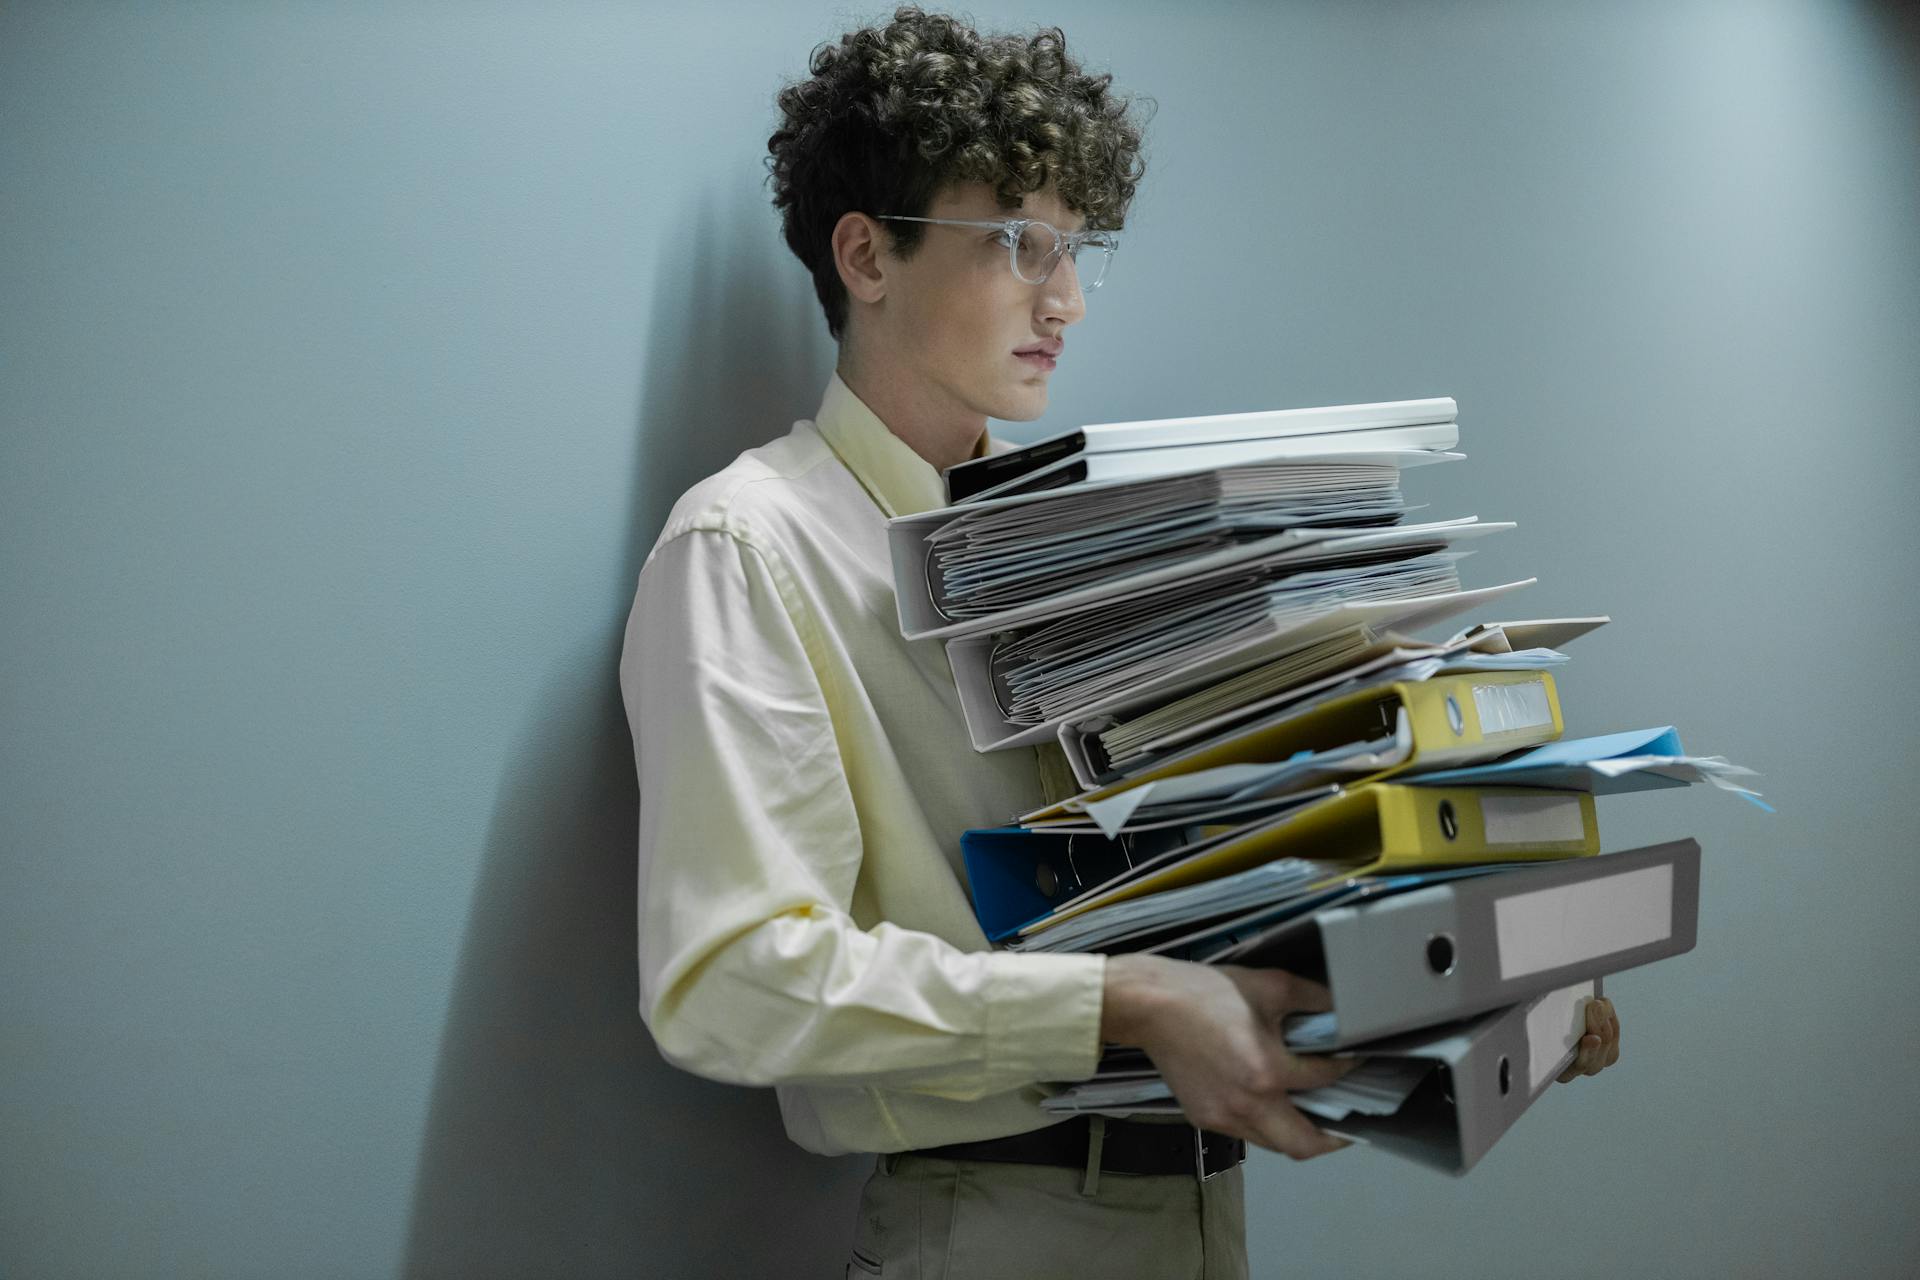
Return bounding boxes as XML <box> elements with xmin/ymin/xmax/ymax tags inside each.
<box><xmin>1472</xmin><ymin>678</ymin><xmax>1551</xmax><ymax>735</ymax></box>
<box><xmin>1481</xmin><ymin>794</ymin><xmax>1583</xmax><ymax>845</ymax></box>
<box><xmin>1526</xmin><ymin>981</ymin><xmax>1596</xmax><ymax>1092</ymax></box>
<box><xmin>1495</xmin><ymin>864</ymin><xmax>1674</xmax><ymax>980</ymax></box>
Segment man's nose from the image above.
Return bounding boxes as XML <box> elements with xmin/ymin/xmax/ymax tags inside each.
<box><xmin>1036</xmin><ymin>254</ymin><xmax>1088</xmax><ymax>326</ymax></box>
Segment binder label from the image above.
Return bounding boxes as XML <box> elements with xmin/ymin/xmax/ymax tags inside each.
<box><xmin>1472</xmin><ymin>678</ymin><xmax>1552</xmax><ymax>735</ymax></box>
<box><xmin>1494</xmin><ymin>864</ymin><xmax>1674</xmax><ymax>979</ymax></box>
<box><xmin>1481</xmin><ymin>794</ymin><xmax>1584</xmax><ymax>845</ymax></box>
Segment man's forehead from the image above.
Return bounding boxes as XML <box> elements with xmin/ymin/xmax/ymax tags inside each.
<box><xmin>931</xmin><ymin>182</ymin><xmax>1084</xmax><ymax>229</ymax></box>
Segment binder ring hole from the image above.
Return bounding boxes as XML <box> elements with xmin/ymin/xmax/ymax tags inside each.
<box><xmin>1445</xmin><ymin>694</ymin><xmax>1464</xmax><ymax>735</ymax></box>
<box><xmin>1036</xmin><ymin>865</ymin><xmax>1058</xmax><ymax>897</ymax></box>
<box><xmin>1497</xmin><ymin>1056</ymin><xmax>1512</xmax><ymax>1096</ymax></box>
<box><xmin>1437</xmin><ymin>800</ymin><xmax>1459</xmax><ymax>841</ymax></box>
<box><xmin>1426</xmin><ymin>933</ymin><xmax>1456</xmax><ymax>976</ymax></box>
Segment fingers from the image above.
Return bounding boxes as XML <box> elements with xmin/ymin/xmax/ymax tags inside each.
<box><xmin>1280</xmin><ymin>973</ymin><xmax>1334</xmax><ymax>1014</ymax></box>
<box><xmin>1241</xmin><ymin>1098</ymin><xmax>1353</xmax><ymax>1161</ymax></box>
<box><xmin>1556</xmin><ymin>1033</ymin><xmax>1602</xmax><ymax>1082</ymax></box>
<box><xmin>1186</xmin><ymin>1091</ymin><xmax>1350</xmax><ymax>1161</ymax></box>
<box><xmin>1557</xmin><ymin>998</ymin><xmax>1621</xmax><ymax>1081</ymax></box>
<box><xmin>1228</xmin><ymin>966</ymin><xmax>1334</xmax><ymax>1019</ymax></box>
<box><xmin>1591</xmin><ymin>998</ymin><xmax>1618</xmax><ymax>1071</ymax></box>
<box><xmin>1287</xmin><ymin>1050</ymin><xmax>1363</xmax><ymax>1091</ymax></box>
<box><xmin>1164</xmin><ymin>964</ymin><xmax>1364</xmax><ymax>1157</ymax></box>
<box><xmin>1257</xmin><ymin>1048</ymin><xmax>1364</xmax><ymax>1156</ymax></box>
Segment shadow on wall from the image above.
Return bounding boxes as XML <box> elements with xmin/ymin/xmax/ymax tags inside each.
<box><xmin>1865</xmin><ymin>1</ymin><xmax>1920</xmax><ymax>95</ymax></box>
<box><xmin>401</xmin><ymin>179</ymin><xmax>859</xmax><ymax>1278</ymax></box>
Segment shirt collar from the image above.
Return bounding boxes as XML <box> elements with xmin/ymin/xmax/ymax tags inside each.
<box><xmin>811</xmin><ymin>371</ymin><xmax>999</xmax><ymax>519</ymax></box>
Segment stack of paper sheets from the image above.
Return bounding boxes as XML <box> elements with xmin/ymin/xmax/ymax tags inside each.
<box><xmin>928</xmin><ymin>462</ymin><xmax>1409</xmax><ymax>620</ymax></box>
<box><xmin>1006</xmin><ymin>855</ymin><xmax>1350</xmax><ymax>955</ymax></box>
<box><xmin>990</xmin><ymin>548</ymin><xmax>1465</xmax><ymax>726</ymax></box>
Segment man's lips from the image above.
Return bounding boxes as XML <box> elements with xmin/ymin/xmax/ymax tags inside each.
<box><xmin>1015</xmin><ymin>339</ymin><xmax>1062</xmax><ymax>371</ymax></box>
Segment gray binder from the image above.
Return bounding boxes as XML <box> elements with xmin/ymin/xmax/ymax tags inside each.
<box><xmin>1321</xmin><ymin>978</ymin><xmax>1605</xmax><ymax>1176</ymax></box>
<box><xmin>1220</xmin><ymin>838</ymin><xmax>1699</xmax><ymax>1050</ymax></box>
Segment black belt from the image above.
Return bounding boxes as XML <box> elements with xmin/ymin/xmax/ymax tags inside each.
<box><xmin>914</xmin><ymin>1116</ymin><xmax>1246</xmax><ymax>1181</ymax></box>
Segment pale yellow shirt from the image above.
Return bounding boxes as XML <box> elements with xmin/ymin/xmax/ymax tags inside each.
<box><xmin>618</xmin><ymin>372</ymin><xmax>1107</xmax><ymax>1156</ymax></box>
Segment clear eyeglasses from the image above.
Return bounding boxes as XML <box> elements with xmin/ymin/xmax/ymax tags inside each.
<box><xmin>877</xmin><ymin>216</ymin><xmax>1118</xmax><ymax>292</ymax></box>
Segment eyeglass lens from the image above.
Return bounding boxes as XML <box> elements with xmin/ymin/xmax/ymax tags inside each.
<box><xmin>1012</xmin><ymin>223</ymin><xmax>1111</xmax><ymax>291</ymax></box>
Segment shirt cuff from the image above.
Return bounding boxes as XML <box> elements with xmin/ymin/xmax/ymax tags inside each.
<box><xmin>982</xmin><ymin>950</ymin><xmax>1108</xmax><ymax>1086</ymax></box>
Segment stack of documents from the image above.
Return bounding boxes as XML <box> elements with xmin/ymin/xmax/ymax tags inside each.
<box><xmin>891</xmin><ymin>427</ymin><xmax>1529</xmax><ymax>752</ymax></box>
<box><xmin>925</xmin><ymin>461</ymin><xmax>1409</xmax><ymax>620</ymax></box>
<box><xmin>888</xmin><ymin>393</ymin><xmax>1769</xmax><ymax>1175</ymax></box>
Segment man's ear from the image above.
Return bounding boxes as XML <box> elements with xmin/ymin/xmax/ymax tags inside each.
<box><xmin>832</xmin><ymin>211</ymin><xmax>890</xmax><ymax>306</ymax></box>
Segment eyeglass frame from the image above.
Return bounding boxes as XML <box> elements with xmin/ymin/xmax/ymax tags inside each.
<box><xmin>875</xmin><ymin>215</ymin><xmax>1119</xmax><ymax>291</ymax></box>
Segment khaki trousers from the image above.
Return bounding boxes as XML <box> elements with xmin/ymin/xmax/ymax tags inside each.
<box><xmin>843</xmin><ymin>1147</ymin><xmax>1248</xmax><ymax>1280</ymax></box>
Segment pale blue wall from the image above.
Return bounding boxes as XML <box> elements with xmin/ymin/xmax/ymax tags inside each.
<box><xmin>3</xmin><ymin>2</ymin><xmax>1916</xmax><ymax>1276</ymax></box>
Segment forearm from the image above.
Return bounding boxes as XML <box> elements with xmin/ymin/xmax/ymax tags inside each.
<box><xmin>645</xmin><ymin>911</ymin><xmax>1107</xmax><ymax>1100</ymax></box>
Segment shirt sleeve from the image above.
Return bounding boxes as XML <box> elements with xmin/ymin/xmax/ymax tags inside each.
<box><xmin>619</xmin><ymin>526</ymin><xmax>1106</xmax><ymax>1100</ymax></box>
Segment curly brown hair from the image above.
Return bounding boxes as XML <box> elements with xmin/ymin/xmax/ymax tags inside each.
<box><xmin>766</xmin><ymin>6</ymin><xmax>1150</xmax><ymax>341</ymax></box>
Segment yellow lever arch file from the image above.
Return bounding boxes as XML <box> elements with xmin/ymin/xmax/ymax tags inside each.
<box><xmin>1021</xmin><ymin>781</ymin><xmax>1599</xmax><ymax>937</ymax></box>
<box><xmin>1026</xmin><ymin>668</ymin><xmax>1566</xmax><ymax>826</ymax></box>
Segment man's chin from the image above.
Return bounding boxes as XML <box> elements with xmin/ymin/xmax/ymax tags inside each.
<box><xmin>990</xmin><ymin>384</ymin><xmax>1049</xmax><ymax>423</ymax></box>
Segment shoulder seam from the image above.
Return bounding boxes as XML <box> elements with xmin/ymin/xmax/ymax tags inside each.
<box><xmin>652</xmin><ymin>428</ymin><xmax>842</xmax><ymax>548</ymax></box>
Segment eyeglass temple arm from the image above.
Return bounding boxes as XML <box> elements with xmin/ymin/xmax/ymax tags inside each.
<box><xmin>876</xmin><ymin>215</ymin><xmax>1014</xmax><ymax>228</ymax></box>
<box><xmin>878</xmin><ymin>215</ymin><xmax>1115</xmax><ymax>240</ymax></box>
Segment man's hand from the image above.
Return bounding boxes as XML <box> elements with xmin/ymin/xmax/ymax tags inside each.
<box><xmin>1555</xmin><ymin>995</ymin><xmax>1621</xmax><ymax>1083</ymax></box>
<box><xmin>1100</xmin><ymin>953</ymin><xmax>1359</xmax><ymax>1160</ymax></box>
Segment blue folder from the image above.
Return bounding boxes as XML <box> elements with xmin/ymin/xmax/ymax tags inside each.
<box><xmin>1405</xmin><ymin>726</ymin><xmax>1693</xmax><ymax>793</ymax></box>
<box><xmin>961</xmin><ymin>825</ymin><xmax>1191</xmax><ymax>944</ymax></box>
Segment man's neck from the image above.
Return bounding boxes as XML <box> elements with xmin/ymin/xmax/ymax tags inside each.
<box><xmin>835</xmin><ymin>352</ymin><xmax>986</xmax><ymax>474</ymax></box>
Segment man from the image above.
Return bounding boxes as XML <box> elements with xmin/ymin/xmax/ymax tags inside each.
<box><xmin>619</xmin><ymin>9</ymin><xmax>1620</xmax><ymax>1277</ymax></box>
